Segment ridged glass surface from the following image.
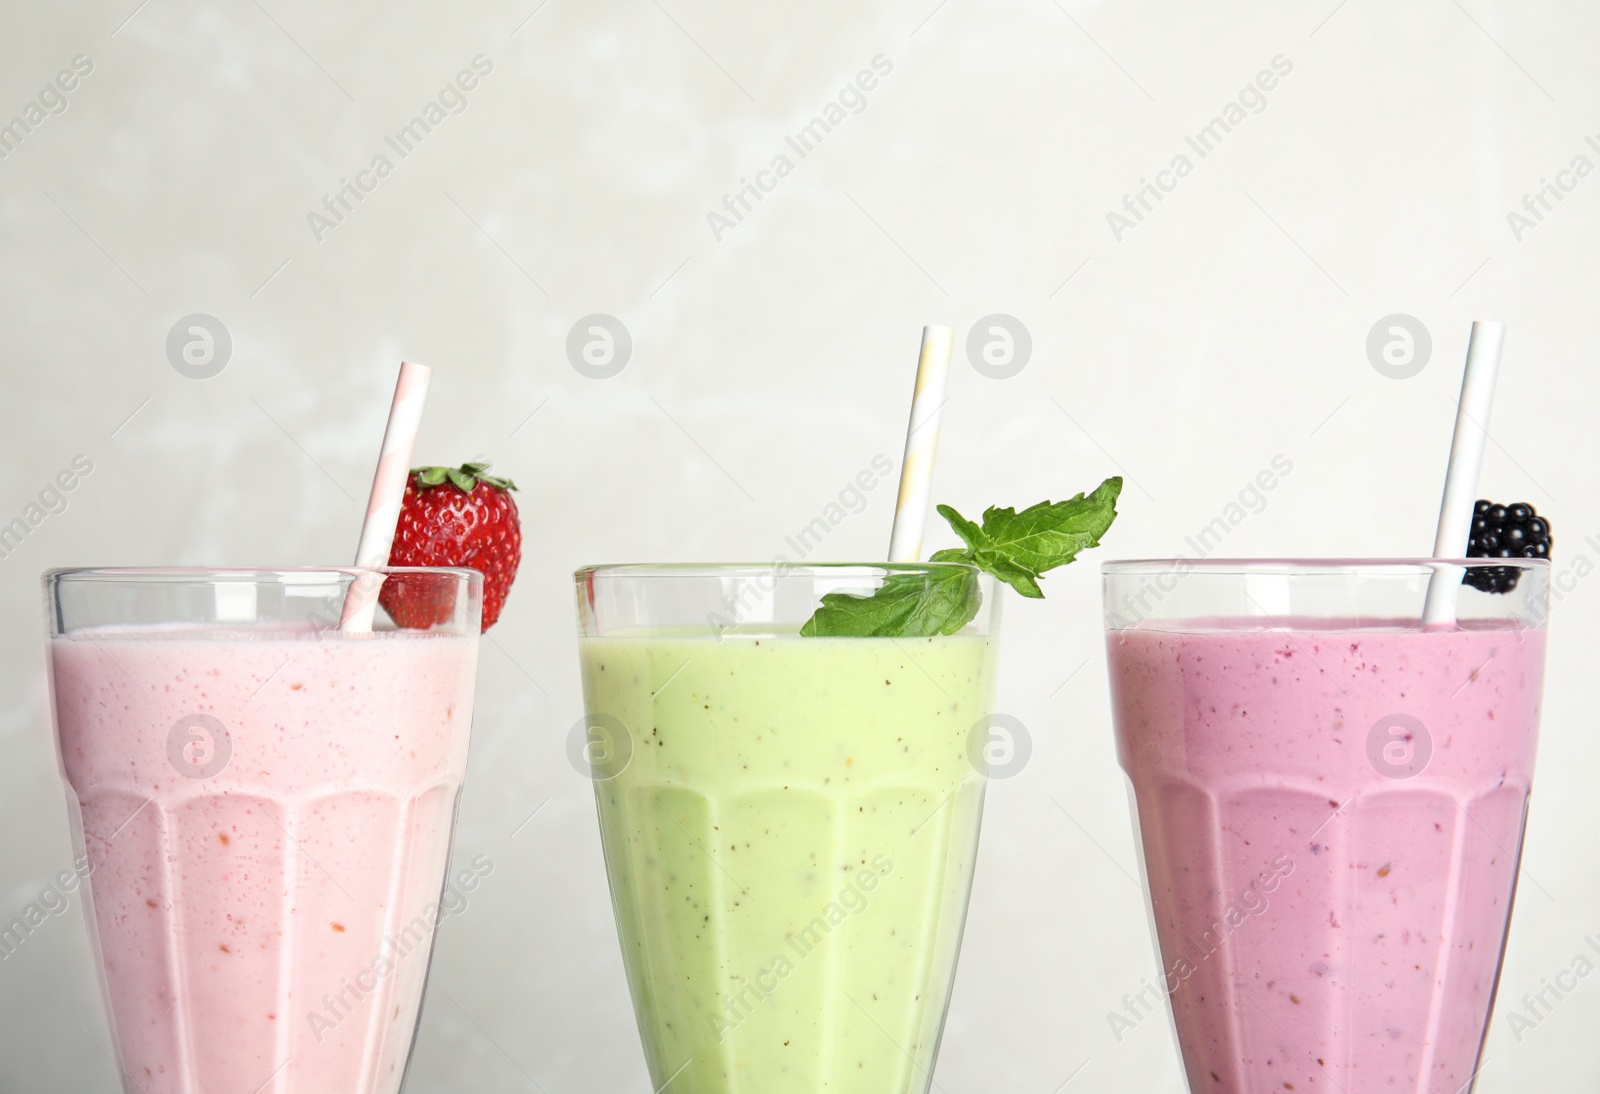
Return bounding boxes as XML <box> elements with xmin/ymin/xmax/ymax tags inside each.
<box><xmin>51</xmin><ymin>628</ymin><xmax>477</xmax><ymax>1094</ymax></box>
<box><xmin>582</xmin><ymin>632</ymin><xmax>994</xmax><ymax>1094</ymax></box>
<box><xmin>1109</xmin><ymin>621</ymin><xmax>1544</xmax><ymax>1093</ymax></box>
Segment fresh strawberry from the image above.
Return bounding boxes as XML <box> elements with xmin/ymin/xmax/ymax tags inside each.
<box><xmin>380</xmin><ymin>462</ymin><xmax>521</xmax><ymax>632</ymax></box>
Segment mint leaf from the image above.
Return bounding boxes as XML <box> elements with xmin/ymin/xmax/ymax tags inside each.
<box><xmin>938</xmin><ymin>506</ymin><xmax>986</xmax><ymax>555</ymax></box>
<box><xmin>800</xmin><ymin>568</ymin><xmax>981</xmax><ymax>637</ymax></box>
<box><xmin>938</xmin><ymin>477</ymin><xmax>1123</xmax><ymax>599</ymax></box>
<box><xmin>799</xmin><ymin>475</ymin><xmax>1123</xmax><ymax>637</ymax></box>
<box><xmin>985</xmin><ymin>554</ymin><xmax>1047</xmax><ymax>598</ymax></box>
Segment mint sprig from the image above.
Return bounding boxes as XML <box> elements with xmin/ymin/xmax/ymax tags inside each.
<box><xmin>799</xmin><ymin>476</ymin><xmax>1122</xmax><ymax>638</ymax></box>
<box><xmin>929</xmin><ymin>476</ymin><xmax>1123</xmax><ymax>597</ymax></box>
<box><xmin>799</xmin><ymin>567</ymin><xmax>983</xmax><ymax>638</ymax></box>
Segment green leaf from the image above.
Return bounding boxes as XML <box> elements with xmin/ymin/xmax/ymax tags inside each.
<box><xmin>978</xmin><ymin>553</ymin><xmax>1044</xmax><ymax>598</ymax></box>
<box><xmin>974</xmin><ymin>477</ymin><xmax>1123</xmax><ymax>580</ymax></box>
<box><xmin>410</xmin><ymin>461</ymin><xmax>518</xmax><ymax>494</ymax></box>
<box><xmin>800</xmin><ymin>568</ymin><xmax>981</xmax><ymax>637</ymax></box>
<box><xmin>935</xmin><ymin>504</ymin><xmax>987</xmax><ymax>555</ymax></box>
<box><xmin>798</xmin><ymin>475</ymin><xmax>1123</xmax><ymax>638</ymax></box>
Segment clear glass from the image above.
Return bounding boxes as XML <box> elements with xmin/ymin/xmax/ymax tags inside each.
<box><xmin>1103</xmin><ymin>559</ymin><xmax>1549</xmax><ymax>1094</ymax></box>
<box><xmin>574</xmin><ymin>563</ymin><xmax>999</xmax><ymax>1094</ymax></box>
<box><xmin>44</xmin><ymin>568</ymin><xmax>482</xmax><ymax>1094</ymax></box>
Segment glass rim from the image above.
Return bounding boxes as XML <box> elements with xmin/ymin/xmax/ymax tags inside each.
<box><xmin>1102</xmin><ymin>557</ymin><xmax>1551</xmax><ymax>574</ymax></box>
<box><xmin>44</xmin><ymin>566</ymin><xmax>483</xmax><ymax>583</ymax></box>
<box><xmin>574</xmin><ymin>561</ymin><xmax>983</xmax><ymax>581</ymax></box>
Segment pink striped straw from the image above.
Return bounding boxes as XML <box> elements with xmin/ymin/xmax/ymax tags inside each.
<box><xmin>339</xmin><ymin>360</ymin><xmax>432</xmax><ymax>631</ymax></box>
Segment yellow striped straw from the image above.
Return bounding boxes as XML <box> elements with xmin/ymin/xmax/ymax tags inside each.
<box><xmin>888</xmin><ymin>325</ymin><xmax>955</xmax><ymax>562</ymax></box>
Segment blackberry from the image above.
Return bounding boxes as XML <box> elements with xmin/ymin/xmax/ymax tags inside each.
<box><xmin>1463</xmin><ymin>499</ymin><xmax>1551</xmax><ymax>593</ymax></box>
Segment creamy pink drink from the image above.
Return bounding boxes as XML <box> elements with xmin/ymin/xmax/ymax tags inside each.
<box><xmin>1108</xmin><ymin>612</ymin><xmax>1545</xmax><ymax>1094</ymax></box>
<box><xmin>49</xmin><ymin>622</ymin><xmax>477</xmax><ymax>1094</ymax></box>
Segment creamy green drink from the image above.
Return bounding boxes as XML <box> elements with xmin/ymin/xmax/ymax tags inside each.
<box><xmin>575</xmin><ymin>486</ymin><xmax>1118</xmax><ymax>1091</ymax></box>
<box><xmin>580</xmin><ymin>630</ymin><xmax>994</xmax><ymax>1093</ymax></box>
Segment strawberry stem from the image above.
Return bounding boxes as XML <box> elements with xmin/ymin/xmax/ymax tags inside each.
<box><xmin>411</xmin><ymin>461</ymin><xmax>517</xmax><ymax>493</ymax></box>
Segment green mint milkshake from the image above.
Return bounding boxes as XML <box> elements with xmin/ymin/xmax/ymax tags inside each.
<box><xmin>575</xmin><ymin>486</ymin><xmax>1118</xmax><ymax>1090</ymax></box>
<box><xmin>576</xmin><ymin>565</ymin><xmax>997</xmax><ymax>1094</ymax></box>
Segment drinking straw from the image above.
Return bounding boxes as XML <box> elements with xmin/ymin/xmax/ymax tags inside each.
<box><xmin>1420</xmin><ymin>322</ymin><xmax>1506</xmax><ymax>627</ymax></box>
<box><xmin>887</xmin><ymin>325</ymin><xmax>954</xmax><ymax>562</ymax></box>
<box><xmin>339</xmin><ymin>361</ymin><xmax>432</xmax><ymax>631</ymax></box>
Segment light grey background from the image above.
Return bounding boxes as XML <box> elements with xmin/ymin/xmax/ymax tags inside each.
<box><xmin>2</xmin><ymin>0</ymin><xmax>1597</xmax><ymax>1090</ymax></box>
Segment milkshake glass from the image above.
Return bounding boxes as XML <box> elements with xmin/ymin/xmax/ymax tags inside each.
<box><xmin>1103</xmin><ymin>559</ymin><xmax>1548</xmax><ymax>1094</ymax></box>
<box><xmin>575</xmin><ymin>563</ymin><xmax>999</xmax><ymax>1094</ymax></box>
<box><xmin>45</xmin><ymin>567</ymin><xmax>481</xmax><ymax>1094</ymax></box>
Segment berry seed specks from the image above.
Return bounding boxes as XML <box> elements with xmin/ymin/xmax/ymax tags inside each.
<box><xmin>380</xmin><ymin>461</ymin><xmax>521</xmax><ymax>631</ymax></box>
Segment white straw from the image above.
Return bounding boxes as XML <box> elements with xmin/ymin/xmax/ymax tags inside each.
<box><xmin>887</xmin><ymin>326</ymin><xmax>954</xmax><ymax>563</ymax></box>
<box><xmin>340</xmin><ymin>361</ymin><xmax>432</xmax><ymax>631</ymax></box>
<box><xmin>1421</xmin><ymin>321</ymin><xmax>1505</xmax><ymax>627</ymax></box>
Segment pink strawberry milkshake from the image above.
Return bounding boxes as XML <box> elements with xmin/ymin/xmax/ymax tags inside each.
<box><xmin>1108</xmin><ymin>618</ymin><xmax>1545</xmax><ymax>1093</ymax></box>
<box><xmin>49</xmin><ymin>625</ymin><xmax>477</xmax><ymax>1094</ymax></box>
